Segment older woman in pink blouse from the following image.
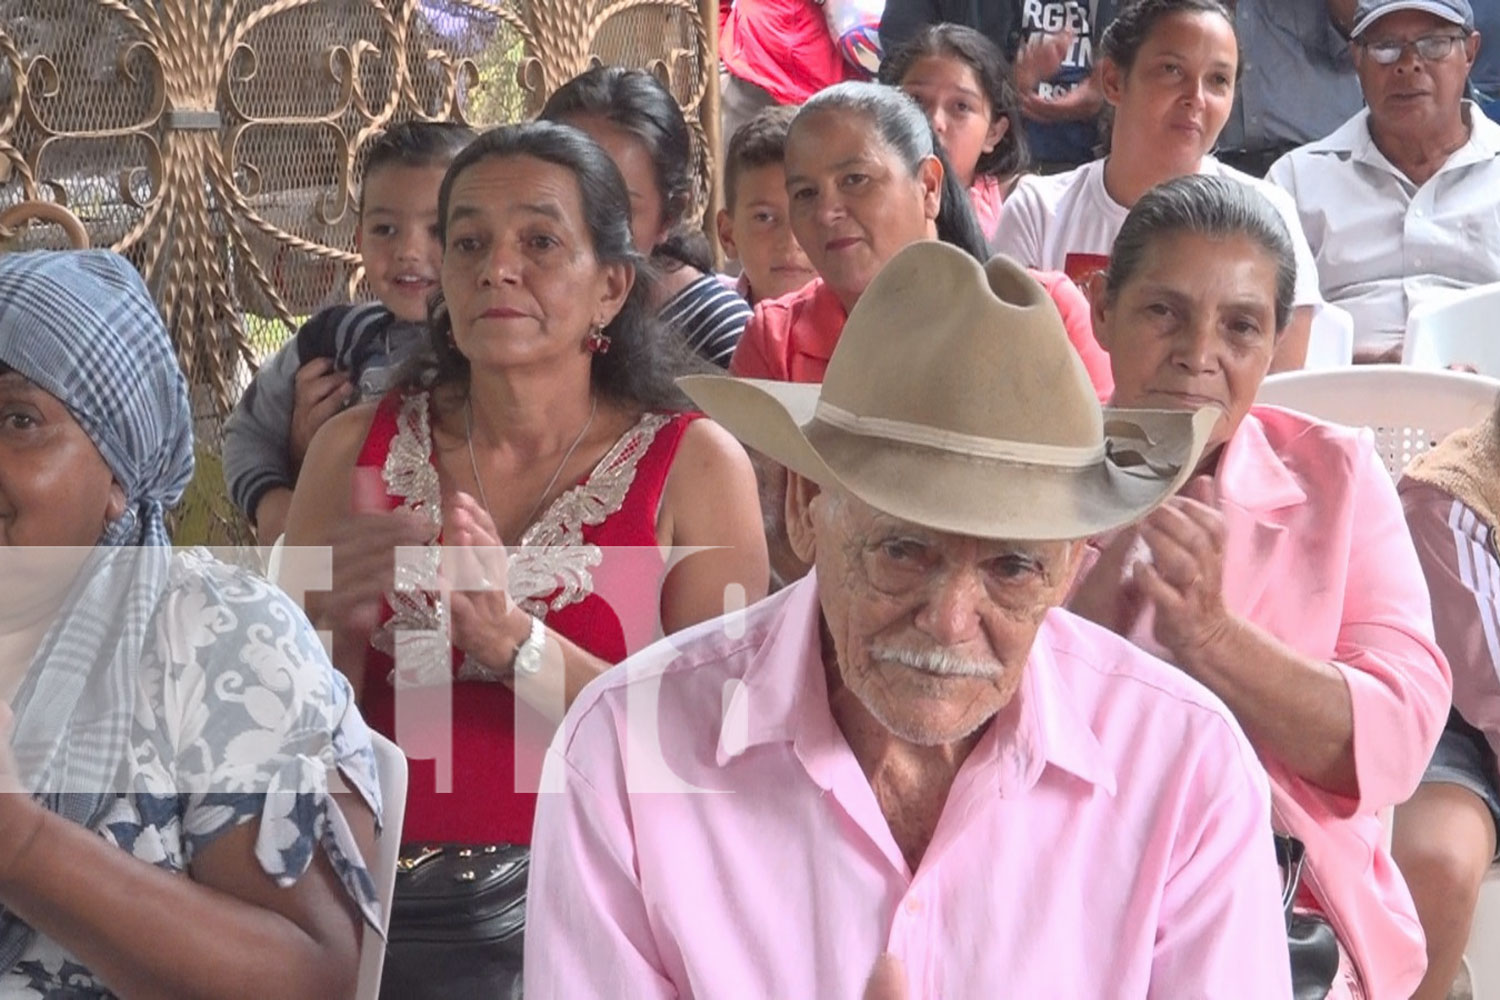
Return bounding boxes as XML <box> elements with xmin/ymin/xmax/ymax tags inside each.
<box><xmin>1070</xmin><ymin>174</ymin><xmax>1450</xmax><ymax>1000</ymax></box>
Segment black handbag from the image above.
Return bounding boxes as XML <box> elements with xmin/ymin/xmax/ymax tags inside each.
<box><xmin>1274</xmin><ymin>833</ymin><xmax>1341</xmax><ymax>1000</ymax></box>
<box><xmin>379</xmin><ymin>842</ymin><xmax>530</xmax><ymax>1000</ymax></box>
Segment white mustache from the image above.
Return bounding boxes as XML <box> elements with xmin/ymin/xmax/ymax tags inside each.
<box><xmin>869</xmin><ymin>644</ymin><xmax>1001</xmax><ymax>679</ymax></box>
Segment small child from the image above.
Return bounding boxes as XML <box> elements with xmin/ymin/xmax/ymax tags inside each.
<box><xmin>714</xmin><ymin>106</ymin><xmax>815</xmax><ymax>306</ymax></box>
<box><xmin>880</xmin><ymin>24</ymin><xmax>1029</xmax><ymax>243</ymax></box>
<box><xmin>224</xmin><ymin>120</ymin><xmax>475</xmax><ymax>543</ymax></box>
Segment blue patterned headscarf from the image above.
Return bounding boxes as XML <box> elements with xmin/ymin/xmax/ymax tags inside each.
<box><xmin>0</xmin><ymin>250</ymin><xmax>193</xmax><ymax>970</ymax></box>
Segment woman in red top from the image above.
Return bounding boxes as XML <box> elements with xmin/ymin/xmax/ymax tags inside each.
<box><xmin>285</xmin><ymin>122</ymin><xmax>769</xmax><ymax>846</ymax></box>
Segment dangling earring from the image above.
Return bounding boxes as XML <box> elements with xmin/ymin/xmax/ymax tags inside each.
<box><xmin>585</xmin><ymin>323</ymin><xmax>612</xmax><ymax>354</ymax></box>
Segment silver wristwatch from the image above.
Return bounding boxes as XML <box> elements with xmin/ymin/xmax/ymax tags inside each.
<box><xmin>511</xmin><ymin>612</ymin><xmax>546</xmax><ymax>676</ymax></box>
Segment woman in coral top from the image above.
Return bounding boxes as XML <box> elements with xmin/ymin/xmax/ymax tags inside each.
<box><xmin>285</xmin><ymin>122</ymin><xmax>768</xmax><ymax>850</ymax></box>
<box><xmin>729</xmin><ymin>81</ymin><xmax>1111</xmax><ymax>396</ymax></box>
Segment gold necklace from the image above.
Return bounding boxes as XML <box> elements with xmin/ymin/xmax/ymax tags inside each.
<box><xmin>464</xmin><ymin>395</ymin><xmax>598</xmax><ymax>543</ymax></box>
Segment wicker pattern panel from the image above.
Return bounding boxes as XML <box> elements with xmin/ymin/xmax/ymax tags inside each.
<box><xmin>0</xmin><ymin>0</ymin><xmax>717</xmax><ymax>544</ymax></box>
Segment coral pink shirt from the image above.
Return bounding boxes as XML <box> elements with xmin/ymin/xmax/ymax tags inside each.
<box><xmin>729</xmin><ymin>270</ymin><xmax>1115</xmax><ymax>401</ymax></box>
<box><xmin>1079</xmin><ymin>406</ymin><xmax>1451</xmax><ymax>999</ymax></box>
<box><xmin>525</xmin><ymin>574</ymin><xmax>1293</xmax><ymax>998</ymax></box>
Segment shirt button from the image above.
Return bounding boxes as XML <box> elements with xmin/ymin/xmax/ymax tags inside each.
<box><xmin>1413</xmin><ymin>256</ymin><xmax>1424</xmax><ymax>268</ymax></box>
<box><xmin>905</xmin><ymin>897</ymin><xmax>923</xmax><ymax>914</ymax></box>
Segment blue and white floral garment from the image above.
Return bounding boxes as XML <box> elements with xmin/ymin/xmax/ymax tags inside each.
<box><xmin>2</xmin><ymin>550</ymin><xmax>383</xmax><ymax>998</ymax></box>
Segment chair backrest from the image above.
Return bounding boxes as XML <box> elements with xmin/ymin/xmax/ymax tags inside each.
<box><xmin>0</xmin><ymin>200</ymin><xmax>91</xmax><ymax>250</ymax></box>
<box><xmin>1303</xmin><ymin>303</ymin><xmax>1354</xmax><ymax>370</ymax></box>
<box><xmin>356</xmin><ymin>731</ymin><xmax>409</xmax><ymax>1000</ymax></box>
<box><xmin>1402</xmin><ymin>281</ymin><xmax>1500</xmax><ymax>376</ymax></box>
<box><xmin>1256</xmin><ymin>365</ymin><xmax>1500</xmax><ymax>479</ymax></box>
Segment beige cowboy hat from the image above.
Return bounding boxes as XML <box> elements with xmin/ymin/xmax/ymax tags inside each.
<box><xmin>680</xmin><ymin>241</ymin><xmax>1219</xmax><ymax>541</ymax></box>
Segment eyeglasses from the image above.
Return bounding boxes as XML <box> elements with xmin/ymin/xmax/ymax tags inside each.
<box><xmin>1358</xmin><ymin>32</ymin><xmax>1469</xmax><ymax>64</ymax></box>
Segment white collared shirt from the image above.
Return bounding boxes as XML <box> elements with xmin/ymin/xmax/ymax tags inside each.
<box><xmin>1267</xmin><ymin>103</ymin><xmax>1500</xmax><ymax>357</ymax></box>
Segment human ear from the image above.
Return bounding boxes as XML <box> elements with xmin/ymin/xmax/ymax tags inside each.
<box><xmin>1099</xmin><ymin>57</ymin><xmax>1126</xmax><ymax>108</ymax></box>
<box><xmin>715</xmin><ymin>207</ymin><xmax>739</xmax><ymax>262</ymax></box>
<box><xmin>105</xmin><ymin>482</ymin><xmax>127</xmax><ymax>522</ymax></box>
<box><xmin>1088</xmin><ymin>272</ymin><xmax>1115</xmax><ymax>354</ymax></box>
<box><xmin>785</xmin><ymin>472</ymin><xmax>823</xmax><ymax>565</ymax></box>
<box><xmin>594</xmin><ymin>259</ymin><xmax>635</xmax><ymax>328</ymax></box>
<box><xmin>916</xmin><ymin>156</ymin><xmax>943</xmax><ymax>222</ymax></box>
<box><xmin>982</xmin><ymin>116</ymin><xmax>1009</xmax><ymax>155</ymax></box>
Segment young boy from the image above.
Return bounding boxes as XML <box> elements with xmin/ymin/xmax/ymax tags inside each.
<box><xmin>223</xmin><ymin>120</ymin><xmax>474</xmax><ymax>544</ymax></box>
<box><xmin>715</xmin><ymin>106</ymin><xmax>814</xmax><ymax>305</ymax></box>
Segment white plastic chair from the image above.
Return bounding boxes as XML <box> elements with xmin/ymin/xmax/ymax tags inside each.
<box><xmin>1256</xmin><ymin>365</ymin><xmax>1500</xmax><ymax>479</ymax></box>
<box><xmin>1259</xmin><ymin>365</ymin><xmax>1500</xmax><ymax>998</ymax></box>
<box><xmin>357</xmin><ymin>732</ymin><xmax>409</xmax><ymax>1000</ymax></box>
<box><xmin>1303</xmin><ymin>303</ymin><xmax>1355</xmax><ymax>370</ymax></box>
<box><xmin>1403</xmin><ymin>281</ymin><xmax>1500</xmax><ymax>376</ymax></box>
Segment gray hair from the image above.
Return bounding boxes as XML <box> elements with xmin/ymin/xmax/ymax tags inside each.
<box><xmin>798</xmin><ymin>80</ymin><xmax>935</xmax><ymax>166</ymax></box>
<box><xmin>1104</xmin><ymin>175</ymin><xmax>1297</xmax><ymax>332</ymax></box>
<box><xmin>790</xmin><ymin>81</ymin><xmax>990</xmax><ymax>263</ymax></box>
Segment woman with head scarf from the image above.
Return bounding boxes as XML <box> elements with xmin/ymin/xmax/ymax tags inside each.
<box><xmin>0</xmin><ymin>250</ymin><xmax>380</xmax><ymax>998</ymax></box>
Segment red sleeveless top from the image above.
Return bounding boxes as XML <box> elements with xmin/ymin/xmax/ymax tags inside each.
<box><xmin>355</xmin><ymin>390</ymin><xmax>700</xmax><ymax>844</ymax></box>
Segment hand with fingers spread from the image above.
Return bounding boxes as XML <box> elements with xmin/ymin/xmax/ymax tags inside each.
<box><xmin>862</xmin><ymin>954</ymin><xmax>907</xmax><ymax>1000</ymax></box>
<box><xmin>442</xmin><ymin>491</ymin><xmax>528</xmax><ymax>677</ymax></box>
<box><xmin>1014</xmin><ymin>30</ymin><xmax>1074</xmax><ymax>96</ymax></box>
<box><xmin>1068</xmin><ymin>522</ymin><xmax>1150</xmax><ymax>635</ymax></box>
<box><xmin>289</xmin><ymin>357</ymin><xmax>354</xmax><ymax>467</ymax></box>
<box><xmin>1132</xmin><ymin>478</ymin><xmax>1237</xmax><ymax>670</ymax></box>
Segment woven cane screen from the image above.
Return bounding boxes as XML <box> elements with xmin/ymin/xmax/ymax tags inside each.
<box><xmin>0</xmin><ymin>0</ymin><xmax>716</xmax><ymax>544</ymax></box>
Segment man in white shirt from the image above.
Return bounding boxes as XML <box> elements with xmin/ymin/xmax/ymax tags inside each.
<box><xmin>1268</xmin><ymin>0</ymin><xmax>1499</xmax><ymax>363</ymax></box>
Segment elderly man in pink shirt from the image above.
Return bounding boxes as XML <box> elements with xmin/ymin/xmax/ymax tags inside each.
<box><xmin>523</xmin><ymin>242</ymin><xmax>1293</xmax><ymax>999</ymax></box>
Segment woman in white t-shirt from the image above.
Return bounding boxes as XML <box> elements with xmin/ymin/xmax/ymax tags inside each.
<box><xmin>991</xmin><ymin>0</ymin><xmax>1321</xmax><ymax>370</ymax></box>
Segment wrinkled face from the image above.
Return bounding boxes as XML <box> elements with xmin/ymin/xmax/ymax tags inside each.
<box><xmin>1101</xmin><ymin>12</ymin><xmax>1238</xmax><ymax>173</ymax></box>
<box><xmin>359</xmin><ymin>163</ymin><xmax>448</xmax><ymax>323</ymax></box>
<box><xmin>795</xmin><ymin>484</ymin><xmax>1081</xmax><ymax>747</ymax></box>
<box><xmin>440</xmin><ymin>154</ymin><xmax>630</xmax><ymax>372</ymax></box>
<box><xmin>1354</xmin><ymin>10</ymin><xmax>1478</xmax><ymax>135</ymax></box>
<box><xmin>560</xmin><ymin>114</ymin><xmax>669</xmax><ymax>254</ymax></box>
<box><xmin>720</xmin><ymin>163</ymin><xmax>815</xmax><ymax>302</ymax></box>
<box><xmin>899</xmin><ymin>54</ymin><xmax>1006</xmax><ymax>188</ymax></box>
<box><xmin>1094</xmin><ymin>231</ymin><xmax>1281</xmax><ymax>455</ymax></box>
<box><xmin>784</xmin><ymin>109</ymin><xmax>942</xmax><ymax>310</ymax></box>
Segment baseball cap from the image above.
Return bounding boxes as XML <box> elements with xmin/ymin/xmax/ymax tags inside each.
<box><xmin>1351</xmin><ymin>0</ymin><xmax>1475</xmax><ymax>37</ymax></box>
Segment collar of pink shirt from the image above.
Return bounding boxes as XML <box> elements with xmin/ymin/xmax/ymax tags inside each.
<box><xmin>713</xmin><ymin>572</ymin><xmax>1118</xmax><ymax>814</ymax></box>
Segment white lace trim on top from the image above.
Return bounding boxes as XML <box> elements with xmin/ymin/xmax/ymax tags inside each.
<box><xmin>372</xmin><ymin>393</ymin><xmax>670</xmax><ymax>686</ymax></box>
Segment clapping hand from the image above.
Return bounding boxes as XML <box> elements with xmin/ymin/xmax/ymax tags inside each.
<box><xmin>1068</xmin><ymin>523</ymin><xmax>1149</xmax><ymax>635</ymax></box>
<box><xmin>1013</xmin><ymin>29</ymin><xmax>1073</xmax><ymax>94</ymax></box>
<box><xmin>1021</xmin><ymin>74</ymin><xmax>1104</xmax><ymax>123</ymax></box>
<box><xmin>1132</xmin><ymin>477</ymin><xmax>1236</xmax><ymax>670</ymax></box>
<box><xmin>442</xmin><ymin>492</ymin><xmax>522</xmax><ymax>675</ymax></box>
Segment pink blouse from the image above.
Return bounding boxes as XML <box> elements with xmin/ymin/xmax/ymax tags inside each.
<box><xmin>1078</xmin><ymin>406</ymin><xmax>1451</xmax><ymax>998</ymax></box>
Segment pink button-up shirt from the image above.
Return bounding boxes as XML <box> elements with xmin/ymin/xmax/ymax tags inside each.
<box><xmin>1083</xmin><ymin>407</ymin><xmax>1451</xmax><ymax>999</ymax></box>
<box><xmin>525</xmin><ymin>573</ymin><xmax>1292</xmax><ymax>999</ymax></box>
